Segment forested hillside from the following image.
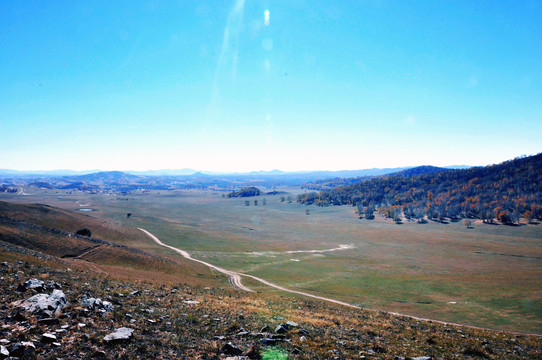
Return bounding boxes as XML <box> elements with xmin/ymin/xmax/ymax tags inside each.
<box><xmin>298</xmin><ymin>154</ymin><xmax>542</xmax><ymax>224</ymax></box>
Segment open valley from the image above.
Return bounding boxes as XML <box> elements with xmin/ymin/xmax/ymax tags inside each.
<box><xmin>2</xmin><ymin>187</ymin><xmax>540</xmax><ymax>334</ymax></box>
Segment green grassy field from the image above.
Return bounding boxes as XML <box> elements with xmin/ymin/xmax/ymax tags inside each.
<box><xmin>2</xmin><ymin>188</ymin><xmax>541</xmax><ymax>333</ymax></box>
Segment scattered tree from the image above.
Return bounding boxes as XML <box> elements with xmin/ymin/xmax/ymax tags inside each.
<box><xmin>75</xmin><ymin>228</ymin><xmax>92</xmax><ymax>237</ymax></box>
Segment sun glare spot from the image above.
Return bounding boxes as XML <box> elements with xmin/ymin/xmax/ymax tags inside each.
<box><xmin>264</xmin><ymin>10</ymin><xmax>270</xmax><ymax>26</ymax></box>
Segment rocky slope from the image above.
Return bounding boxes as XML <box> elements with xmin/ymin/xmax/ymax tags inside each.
<box><xmin>1</xmin><ymin>246</ymin><xmax>541</xmax><ymax>359</ymax></box>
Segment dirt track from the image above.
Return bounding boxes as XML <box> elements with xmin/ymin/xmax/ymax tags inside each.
<box><xmin>138</xmin><ymin>228</ymin><xmax>252</xmax><ymax>292</ymax></box>
<box><xmin>138</xmin><ymin>228</ymin><xmax>542</xmax><ymax>336</ymax></box>
<box><xmin>139</xmin><ymin>228</ymin><xmax>359</xmax><ymax>307</ymax></box>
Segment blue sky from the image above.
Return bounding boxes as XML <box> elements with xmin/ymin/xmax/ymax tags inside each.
<box><xmin>1</xmin><ymin>0</ymin><xmax>541</xmax><ymax>172</ymax></box>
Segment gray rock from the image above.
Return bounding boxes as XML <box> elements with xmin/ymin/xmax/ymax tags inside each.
<box><xmin>81</xmin><ymin>295</ymin><xmax>114</xmax><ymax>313</ymax></box>
<box><xmin>260</xmin><ymin>325</ymin><xmax>270</xmax><ymax>333</ymax></box>
<box><xmin>0</xmin><ymin>345</ymin><xmax>8</xmax><ymax>359</ymax></box>
<box><xmin>286</xmin><ymin>320</ymin><xmax>298</xmax><ymax>328</ymax></box>
<box><xmin>18</xmin><ymin>278</ymin><xmax>45</xmax><ymax>292</ymax></box>
<box><xmin>275</xmin><ymin>324</ymin><xmax>289</xmax><ymax>334</ymax></box>
<box><xmin>236</xmin><ymin>328</ymin><xmax>249</xmax><ymax>336</ymax></box>
<box><xmin>9</xmin><ymin>342</ymin><xmax>35</xmax><ymax>357</ymax></box>
<box><xmin>411</xmin><ymin>357</ymin><xmax>432</xmax><ymax>360</ymax></box>
<box><xmin>46</xmin><ymin>280</ymin><xmax>62</xmax><ymax>289</ymax></box>
<box><xmin>38</xmin><ymin>317</ymin><xmax>59</xmax><ymax>325</ymax></box>
<box><xmin>103</xmin><ymin>327</ymin><xmax>134</xmax><ymax>343</ymax></box>
<box><xmin>20</xmin><ymin>289</ymin><xmax>69</xmax><ymax>316</ymax></box>
<box><xmin>41</xmin><ymin>333</ymin><xmax>57</xmax><ymax>343</ymax></box>
<box><xmin>222</xmin><ymin>342</ymin><xmax>243</xmax><ymax>356</ymax></box>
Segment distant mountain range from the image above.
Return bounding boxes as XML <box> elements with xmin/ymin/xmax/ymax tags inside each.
<box><xmin>0</xmin><ymin>166</ymin><xmax>470</xmax><ymax>178</ymax></box>
<box><xmin>0</xmin><ymin>165</ymin><xmax>475</xmax><ymax>192</ymax></box>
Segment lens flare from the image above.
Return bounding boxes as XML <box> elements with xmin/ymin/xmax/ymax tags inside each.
<box><xmin>264</xmin><ymin>10</ymin><xmax>270</xmax><ymax>26</ymax></box>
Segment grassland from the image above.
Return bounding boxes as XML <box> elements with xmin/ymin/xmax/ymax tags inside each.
<box><xmin>1</xmin><ymin>188</ymin><xmax>541</xmax><ymax>334</ymax></box>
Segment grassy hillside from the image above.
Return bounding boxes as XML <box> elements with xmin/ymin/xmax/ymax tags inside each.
<box><xmin>1</xmin><ymin>246</ymin><xmax>541</xmax><ymax>359</ymax></box>
<box><xmin>0</xmin><ymin>201</ymin><xmax>220</xmax><ymax>286</ymax></box>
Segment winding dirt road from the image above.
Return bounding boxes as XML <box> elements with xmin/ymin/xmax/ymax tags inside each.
<box><xmin>138</xmin><ymin>228</ymin><xmax>542</xmax><ymax>336</ymax></box>
<box><xmin>138</xmin><ymin>228</ymin><xmax>358</xmax><ymax>308</ymax></box>
<box><xmin>138</xmin><ymin>228</ymin><xmax>252</xmax><ymax>292</ymax></box>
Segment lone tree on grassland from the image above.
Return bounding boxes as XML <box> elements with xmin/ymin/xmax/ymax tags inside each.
<box><xmin>75</xmin><ymin>228</ymin><xmax>92</xmax><ymax>237</ymax></box>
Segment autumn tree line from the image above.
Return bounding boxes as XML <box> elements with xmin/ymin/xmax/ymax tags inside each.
<box><xmin>297</xmin><ymin>154</ymin><xmax>542</xmax><ymax>225</ymax></box>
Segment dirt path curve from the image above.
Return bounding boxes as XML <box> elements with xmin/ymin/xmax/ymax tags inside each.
<box><xmin>139</xmin><ymin>228</ymin><xmax>358</xmax><ymax>307</ymax></box>
<box><xmin>138</xmin><ymin>228</ymin><xmax>252</xmax><ymax>292</ymax></box>
<box><xmin>139</xmin><ymin>228</ymin><xmax>542</xmax><ymax>336</ymax></box>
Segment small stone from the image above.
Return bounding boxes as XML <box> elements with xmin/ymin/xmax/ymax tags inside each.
<box><xmin>52</xmin><ymin>342</ymin><xmax>61</xmax><ymax>347</ymax></box>
<box><xmin>41</xmin><ymin>333</ymin><xmax>57</xmax><ymax>343</ymax></box>
<box><xmin>286</xmin><ymin>320</ymin><xmax>298</xmax><ymax>328</ymax></box>
<box><xmin>23</xmin><ymin>278</ymin><xmax>45</xmax><ymax>290</ymax></box>
<box><xmin>260</xmin><ymin>325</ymin><xmax>270</xmax><ymax>333</ymax></box>
<box><xmin>411</xmin><ymin>357</ymin><xmax>432</xmax><ymax>360</ymax></box>
<box><xmin>46</xmin><ymin>280</ymin><xmax>62</xmax><ymax>289</ymax></box>
<box><xmin>291</xmin><ymin>348</ymin><xmax>301</xmax><ymax>355</ymax></box>
<box><xmin>237</xmin><ymin>328</ymin><xmax>249</xmax><ymax>336</ymax></box>
<box><xmin>94</xmin><ymin>350</ymin><xmax>107</xmax><ymax>358</ymax></box>
<box><xmin>9</xmin><ymin>341</ymin><xmax>35</xmax><ymax>357</ymax></box>
<box><xmin>182</xmin><ymin>300</ymin><xmax>200</xmax><ymax>305</ymax></box>
<box><xmin>300</xmin><ymin>336</ymin><xmax>307</xmax><ymax>343</ymax></box>
<box><xmin>0</xmin><ymin>345</ymin><xmax>8</xmax><ymax>359</ymax></box>
<box><xmin>38</xmin><ymin>317</ymin><xmax>59</xmax><ymax>325</ymax></box>
<box><xmin>129</xmin><ymin>290</ymin><xmax>140</xmax><ymax>296</ymax></box>
<box><xmin>103</xmin><ymin>327</ymin><xmax>134</xmax><ymax>343</ymax></box>
<box><xmin>222</xmin><ymin>342</ymin><xmax>243</xmax><ymax>356</ymax></box>
<box><xmin>275</xmin><ymin>325</ymin><xmax>289</xmax><ymax>334</ymax></box>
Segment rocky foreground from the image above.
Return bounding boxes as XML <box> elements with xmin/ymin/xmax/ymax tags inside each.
<box><xmin>1</xmin><ymin>259</ymin><xmax>541</xmax><ymax>359</ymax></box>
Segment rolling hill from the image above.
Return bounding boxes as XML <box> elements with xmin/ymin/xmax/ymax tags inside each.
<box><xmin>1</xmin><ymin>201</ymin><xmax>541</xmax><ymax>359</ymax></box>
<box><xmin>0</xmin><ymin>201</ymin><xmax>217</xmax><ymax>285</ymax></box>
<box><xmin>298</xmin><ymin>153</ymin><xmax>542</xmax><ymax>224</ymax></box>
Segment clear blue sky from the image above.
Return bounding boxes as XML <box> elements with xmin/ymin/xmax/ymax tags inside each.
<box><xmin>1</xmin><ymin>1</ymin><xmax>541</xmax><ymax>172</ymax></box>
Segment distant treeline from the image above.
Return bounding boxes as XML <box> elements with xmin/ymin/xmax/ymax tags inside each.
<box><xmin>0</xmin><ymin>185</ymin><xmax>17</xmax><ymax>193</ymax></box>
<box><xmin>298</xmin><ymin>154</ymin><xmax>542</xmax><ymax>224</ymax></box>
<box><xmin>227</xmin><ymin>187</ymin><xmax>261</xmax><ymax>198</ymax></box>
